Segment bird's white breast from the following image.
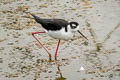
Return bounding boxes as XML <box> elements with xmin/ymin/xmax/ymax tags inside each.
<box><xmin>44</xmin><ymin>28</ymin><xmax>73</xmax><ymax>40</ymax></box>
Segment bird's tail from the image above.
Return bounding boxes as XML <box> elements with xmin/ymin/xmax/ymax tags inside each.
<box><xmin>25</xmin><ymin>12</ymin><xmax>43</xmax><ymax>24</ymax></box>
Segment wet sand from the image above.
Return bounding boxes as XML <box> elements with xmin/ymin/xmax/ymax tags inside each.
<box><xmin>0</xmin><ymin>0</ymin><xmax>120</xmax><ymax>80</ymax></box>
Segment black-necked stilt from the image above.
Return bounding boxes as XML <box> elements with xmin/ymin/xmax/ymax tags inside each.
<box><xmin>28</xmin><ymin>13</ymin><xmax>88</xmax><ymax>61</ymax></box>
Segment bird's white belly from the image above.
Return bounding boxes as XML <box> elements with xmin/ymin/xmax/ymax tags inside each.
<box><xmin>45</xmin><ymin>29</ymin><xmax>73</xmax><ymax>40</ymax></box>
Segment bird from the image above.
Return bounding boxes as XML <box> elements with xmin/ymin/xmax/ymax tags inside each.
<box><xmin>27</xmin><ymin>12</ymin><xmax>88</xmax><ymax>61</ymax></box>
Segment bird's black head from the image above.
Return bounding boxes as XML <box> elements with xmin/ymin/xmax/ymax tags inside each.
<box><xmin>69</xmin><ymin>21</ymin><xmax>88</xmax><ymax>40</ymax></box>
<box><xmin>69</xmin><ymin>22</ymin><xmax>79</xmax><ymax>31</ymax></box>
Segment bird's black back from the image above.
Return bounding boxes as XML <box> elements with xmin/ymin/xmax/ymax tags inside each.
<box><xmin>30</xmin><ymin>13</ymin><xmax>69</xmax><ymax>31</ymax></box>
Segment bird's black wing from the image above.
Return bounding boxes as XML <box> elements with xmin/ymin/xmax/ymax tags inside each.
<box><xmin>29</xmin><ymin>13</ymin><xmax>68</xmax><ymax>31</ymax></box>
<box><xmin>41</xmin><ymin>19</ymin><xmax>69</xmax><ymax>31</ymax></box>
<box><xmin>29</xmin><ymin>13</ymin><xmax>43</xmax><ymax>24</ymax></box>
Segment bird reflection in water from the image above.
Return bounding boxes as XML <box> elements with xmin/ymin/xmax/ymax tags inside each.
<box><xmin>55</xmin><ymin>60</ymin><xmax>66</xmax><ymax>80</ymax></box>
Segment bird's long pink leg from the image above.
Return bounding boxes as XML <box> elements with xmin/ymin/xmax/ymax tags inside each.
<box><xmin>54</xmin><ymin>40</ymin><xmax>61</xmax><ymax>60</ymax></box>
<box><xmin>32</xmin><ymin>32</ymin><xmax>52</xmax><ymax>61</ymax></box>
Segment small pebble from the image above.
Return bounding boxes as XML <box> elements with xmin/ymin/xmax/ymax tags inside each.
<box><xmin>0</xmin><ymin>58</ymin><xmax>3</xmax><ymax>63</ymax></box>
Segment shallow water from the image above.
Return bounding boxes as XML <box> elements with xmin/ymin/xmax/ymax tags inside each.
<box><xmin>0</xmin><ymin>0</ymin><xmax>120</xmax><ymax>80</ymax></box>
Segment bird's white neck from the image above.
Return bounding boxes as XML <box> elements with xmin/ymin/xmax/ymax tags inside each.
<box><xmin>66</xmin><ymin>24</ymin><xmax>72</xmax><ymax>32</ymax></box>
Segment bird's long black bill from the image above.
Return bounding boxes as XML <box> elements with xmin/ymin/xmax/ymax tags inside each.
<box><xmin>77</xmin><ymin>30</ymin><xmax>88</xmax><ymax>40</ymax></box>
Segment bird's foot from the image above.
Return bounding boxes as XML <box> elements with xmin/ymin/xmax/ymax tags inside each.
<box><xmin>48</xmin><ymin>55</ymin><xmax>53</xmax><ymax>62</ymax></box>
<box><xmin>55</xmin><ymin>56</ymin><xmax>58</xmax><ymax>61</ymax></box>
<box><xmin>48</xmin><ymin>57</ymin><xmax>52</xmax><ymax>62</ymax></box>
